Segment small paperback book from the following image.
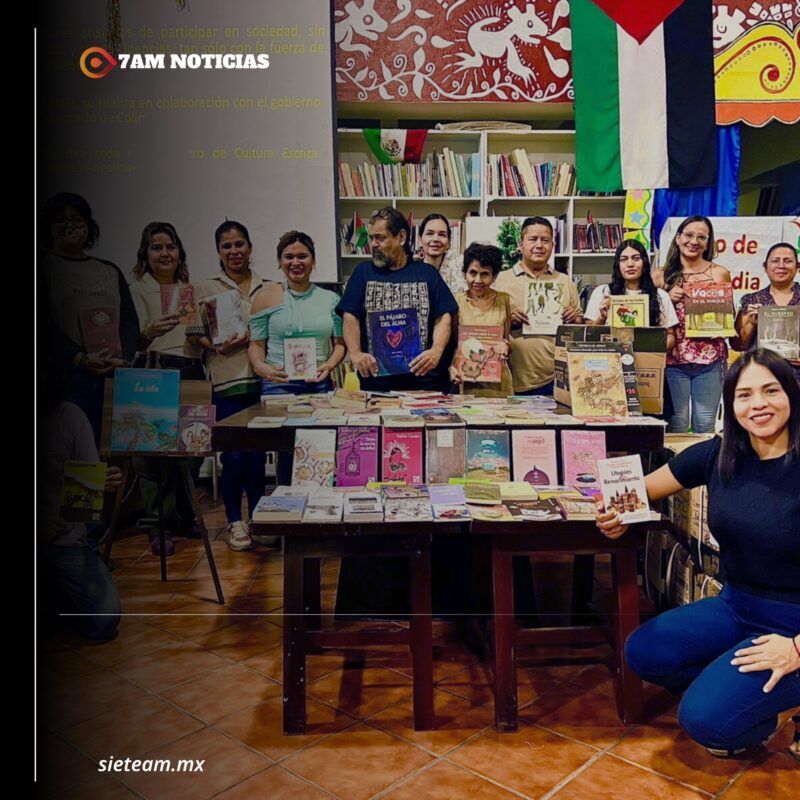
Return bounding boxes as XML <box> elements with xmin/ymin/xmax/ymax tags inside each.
<box><xmin>60</xmin><ymin>461</ymin><xmax>107</xmax><ymax>522</ymax></box>
<box><xmin>382</xmin><ymin>485</ymin><xmax>429</xmax><ymax>500</ymax></box>
<box><xmin>556</xmin><ymin>495</ymin><xmax>599</xmax><ymax>520</ymax></box>
<box><xmin>467</xmin><ymin>503</ymin><xmax>514</xmax><ymax>522</ymax></box>
<box><xmin>178</xmin><ymin>405</ymin><xmax>216</xmax><ymax>453</ymax></box>
<box><xmin>566</xmin><ymin>342</ymin><xmax>629</xmax><ymax>418</ymax></box>
<box><xmin>284</xmin><ymin>338</ymin><xmax>318</xmax><ymax>380</ymax></box>
<box><xmin>429</xmin><ymin>484</ymin><xmax>470</xmax><ymax>521</ymax></box>
<box><xmin>499</xmin><ymin>481</ymin><xmax>538</xmax><ymax>501</ymax></box>
<box><xmin>247</xmin><ymin>416</ymin><xmax>286</xmax><ymax>428</ymax></box>
<box><xmin>368</xmin><ymin>308</ymin><xmax>422</xmax><ymax>375</ymax></box>
<box><xmin>202</xmin><ymin>290</ymin><xmax>247</xmax><ymax>345</ymax></box>
<box><xmin>303</xmin><ymin>493</ymin><xmax>344</xmax><ymax>522</ymax></box>
<box><xmin>465</xmin><ymin>429</ymin><xmax>511</xmax><ymax>482</ymax></box>
<box><xmin>757</xmin><ymin>306</ymin><xmax>800</xmax><ymax>359</ymax></box>
<box><xmin>414</xmin><ymin>408</ymin><xmax>466</xmax><ymax>427</ymax></box>
<box><xmin>382</xmin><ymin>428</ymin><xmax>424</xmax><ymax>483</ymax></box>
<box><xmin>336</xmin><ymin>426</ymin><xmax>379</xmax><ymax>487</ymax></box>
<box><xmin>252</xmin><ymin>495</ymin><xmax>306</xmax><ymax>523</ymax></box>
<box><xmin>79</xmin><ymin>307</ymin><xmax>123</xmax><ymax>358</ymax></box>
<box><xmin>506</xmin><ymin>498</ymin><xmax>563</xmax><ymax>522</ymax></box>
<box><xmin>522</xmin><ymin>281</ymin><xmax>565</xmax><ymax>335</ymax></box>
<box><xmin>608</xmin><ymin>294</ymin><xmax>649</xmax><ymax>327</ymax></box>
<box><xmin>598</xmin><ymin>454</ymin><xmax>651</xmax><ymax>523</ymax></box>
<box><xmin>160</xmin><ymin>283</ymin><xmax>197</xmax><ymax>325</ymax></box>
<box><xmin>384</xmin><ymin>497</ymin><xmax>433</xmax><ymax>522</ymax></box>
<box><xmin>111</xmin><ymin>368</ymin><xmax>180</xmax><ymax>452</ymax></box>
<box><xmin>683</xmin><ymin>283</ymin><xmax>735</xmax><ymax>338</ymax></box>
<box><xmin>560</xmin><ymin>430</ymin><xmax>606</xmax><ymax>492</ymax></box>
<box><xmin>425</xmin><ymin>427</ymin><xmax>466</xmax><ymax>484</ymax></box>
<box><xmin>291</xmin><ymin>428</ymin><xmax>337</xmax><ymax>487</ymax></box>
<box><xmin>456</xmin><ymin>324</ymin><xmax>504</xmax><ymax>383</ymax></box>
<box><xmin>343</xmin><ymin>490</ymin><xmax>384</xmax><ymax>523</ymax></box>
<box><xmin>464</xmin><ymin>480</ymin><xmax>502</xmax><ymax>505</ymax></box>
<box><xmin>511</xmin><ymin>429</ymin><xmax>557</xmax><ymax>486</ymax></box>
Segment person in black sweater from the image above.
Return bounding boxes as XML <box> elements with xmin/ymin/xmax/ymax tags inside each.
<box><xmin>597</xmin><ymin>348</ymin><xmax>800</xmax><ymax>759</ymax></box>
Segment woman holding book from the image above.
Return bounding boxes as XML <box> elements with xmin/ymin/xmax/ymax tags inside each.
<box><xmin>419</xmin><ymin>213</ymin><xmax>466</xmax><ymax>295</ymax></box>
<box><xmin>584</xmin><ymin>239</ymin><xmax>678</xmax><ymax>351</ymax></box>
<box><xmin>449</xmin><ymin>242</ymin><xmax>513</xmax><ymax>397</ymax></box>
<box><xmin>187</xmin><ymin>220</ymin><xmax>271</xmax><ymax>551</ymax></box>
<box><xmin>248</xmin><ymin>230</ymin><xmax>345</xmax><ymax>484</ymax></box>
<box><xmin>731</xmin><ymin>242</ymin><xmax>800</xmax><ymax>384</ymax></box>
<box><xmin>653</xmin><ymin>216</ymin><xmax>732</xmax><ymax>433</ymax></box>
<box><xmin>596</xmin><ymin>348</ymin><xmax>800</xmax><ymax>761</ymax></box>
<box><xmin>129</xmin><ymin>222</ymin><xmax>205</xmax><ymax>556</ymax></box>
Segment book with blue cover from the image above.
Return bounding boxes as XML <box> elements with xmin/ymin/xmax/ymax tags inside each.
<box><xmin>368</xmin><ymin>308</ymin><xmax>422</xmax><ymax>376</ymax></box>
<box><xmin>111</xmin><ymin>368</ymin><xmax>180</xmax><ymax>452</ymax></box>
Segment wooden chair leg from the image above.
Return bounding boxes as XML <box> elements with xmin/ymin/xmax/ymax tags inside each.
<box><xmin>102</xmin><ymin>459</ymin><xmax>132</xmax><ymax>566</ymax></box>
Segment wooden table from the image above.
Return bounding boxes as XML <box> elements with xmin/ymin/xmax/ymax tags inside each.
<box><xmin>472</xmin><ymin>517</ymin><xmax>671</xmax><ymax>731</ymax></box>
<box><xmin>250</xmin><ymin>519</ymin><xmax>462</xmax><ymax>736</ymax></box>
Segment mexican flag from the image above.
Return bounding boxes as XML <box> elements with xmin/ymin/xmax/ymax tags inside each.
<box><xmin>363</xmin><ymin>129</ymin><xmax>428</xmax><ymax>164</ymax></box>
<box><xmin>571</xmin><ymin>0</ymin><xmax>717</xmax><ymax>192</ymax></box>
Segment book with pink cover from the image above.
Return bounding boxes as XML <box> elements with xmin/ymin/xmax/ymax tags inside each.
<box><xmin>511</xmin><ymin>430</ymin><xmax>557</xmax><ymax>486</ymax></box>
<box><xmin>160</xmin><ymin>284</ymin><xmax>197</xmax><ymax>325</ymax></box>
<box><xmin>382</xmin><ymin>429</ymin><xmax>423</xmax><ymax>484</ymax></box>
<box><xmin>560</xmin><ymin>430</ymin><xmax>606</xmax><ymax>492</ymax></box>
<box><xmin>79</xmin><ymin>307</ymin><xmax>122</xmax><ymax>357</ymax></box>
<box><xmin>456</xmin><ymin>324</ymin><xmax>503</xmax><ymax>383</ymax></box>
<box><xmin>336</xmin><ymin>426</ymin><xmax>379</xmax><ymax>487</ymax></box>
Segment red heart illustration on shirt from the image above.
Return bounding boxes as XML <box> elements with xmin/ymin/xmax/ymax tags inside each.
<box><xmin>590</xmin><ymin>0</ymin><xmax>685</xmax><ymax>44</ymax></box>
<box><xmin>386</xmin><ymin>329</ymin><xmax>404</xmax><ymax>349</ymax></box>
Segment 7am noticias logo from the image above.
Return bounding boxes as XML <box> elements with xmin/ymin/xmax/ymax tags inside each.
<box><xmin>79</xmin><ymin>46</ymin><xmax>269</xmax><ymax>78</ymax></box>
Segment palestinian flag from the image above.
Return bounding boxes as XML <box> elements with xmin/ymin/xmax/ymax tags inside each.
<box><xmin>363</xmin><ymin>129</ymin><xmax>427</xmax><ymax>164</ymax></box>
<box><xmin>571</xmin><ymin>0</ymin><xmax>717</xmax><ymax>192</ymax></box>
<box><xmin>349</xmin><ymin>212</ymin><xmax>368</xmax><ymax>251</ymax></box>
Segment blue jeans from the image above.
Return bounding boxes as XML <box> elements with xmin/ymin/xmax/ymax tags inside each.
<box><xmin>665</xmin><ymin>362</ymin><xmax>724</xmax><ymax>433</ymax></box>
<box><xmin>41</xmin><ymin>545</ymin><xmax>121</xmax><ymax>639</ymax></box>
<box><xmin>67</xmin><ymin>368</ymin><xmax>106</xmax><ymax>447</ymax></box>
<box><xmin>625</xmin><ymin>584</ymin><xmax>800</xmax><ymax>750</ymax></box>
<box><xmin>261</xmin><ymin>378</ymin><xmax>333</xmax><ymax>485</ymax></box>
<box><xmin>214</xmin><ymin>392</ymin><xmax>266</xmax><ymax>523</ymax></box>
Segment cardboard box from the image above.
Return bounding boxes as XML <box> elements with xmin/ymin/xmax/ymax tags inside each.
<box><xmin>554</xmin><ymin>325</ymin><xmax>668</xmax><ymax>414</ymax></box>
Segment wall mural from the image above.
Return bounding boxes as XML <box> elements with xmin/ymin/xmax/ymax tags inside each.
<box><xmin>334</xmin><ymin>0</ymin><xmax>574</xmax><ymax>103</ymax></box>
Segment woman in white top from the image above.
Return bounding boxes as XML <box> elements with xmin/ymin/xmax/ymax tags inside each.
<box><xmin>584</xmin><ymin>239</ymin><xmax>678</xmax><ymax>351</ymax></box>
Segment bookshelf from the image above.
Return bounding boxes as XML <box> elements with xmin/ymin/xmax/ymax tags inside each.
<box><xmin>337</xmin><ymin>128</ymin><xmax>630</xmax><ymax>286</ymax></box>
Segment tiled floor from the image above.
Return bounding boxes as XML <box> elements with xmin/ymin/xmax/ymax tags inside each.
<box><xmin>39</xmin><ymin>501</ymin><xmax>798</xmax><ymax>799</ymax></box>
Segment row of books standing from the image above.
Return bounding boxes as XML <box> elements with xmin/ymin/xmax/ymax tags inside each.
<box><xmin>486</xmin><ymin>153</ymin><xmax>576</xmax><ymax>197</ymax></box>
<box><xmin>572</xmin><ymin>221</ymin><xmax>624</xmax><ymax>253</ymax></box>
<box><xmin>338</xmin><ymin>148</ymin><xmax>481</xmax><ymax>198</ymax></box>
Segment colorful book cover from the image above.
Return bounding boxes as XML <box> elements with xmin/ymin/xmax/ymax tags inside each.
<box><xmin>467</xmin><ymin>503</ymin><xmax>514</xmax><ymax>522</ymax></box>
<box><xmin>598</xmin><ymin>454</ymin><xmax>651</xmax><ymax>524</ymax></box>
<box><xmin>413</xmin><ymin>409</ymin><xmax>465</xmax><ymax>426</ymax></box>
<box><xmin>566</xmin><ymin>342</ymin><xmax>629</xmax><ymax>418</ymax></box>
<box><xmin>382</xmin><ymin>485</ymin><xmax>428</xmax><ymax>499</ymax></box>
<box><xmin>456</xmin><ymin>324</ymin><xmax>503</xmax><ymax>383</ymax></box>
<box><xmin>78</xmin><ymin>307</ymin><xmax>122</xmax><ymax>357</ymax></box>
<box><xmin>252</xmin><ymin>495</ymin><xmax>306</xmax><ymax>522</ymax></box>
<box><xmin>384</xmin><ymin>497</ymin><xmax>433</xmax><ymax>522</ymax></box>
<box><xmin>202</xmin><ymin>290</ymin><xmax>246</xmax><ymax>345</ymax></box>
<box><xmin>560</xmin><ymin>430</ymin><xmax>606</xmax><ymax>490</ymax></box>
<box><xmin>430</xmin><ymin>483</ymin><xmax>470</xmax><ymax>520</ymax></box>
<box><xmin>284</xmin><ymin>338</ymin><xmax>318</xmax><ymax>380</ymax></box>
<box><xmin>511</xmin><ymin>430</ymin><xmax>557</xmax><ymax>486</ymax></box>
<box><xmin>683</xmin><ymin>283</ymin><xmax>735</xmax><ymax>338</ymax></box>
<box><xmin>60</xmin><ymin>461</ymin><xmax>107</xmax><ymax>522</ymax></box>
<box><xmin>522</xmin><ymin>281</ymin><xmax>565</xmax><ymax>335</ymax></box>
<box><xmin>111</xmin><ymin>368</ymin><xmax>180</xmax><ymax>452</ymax></box>
<box><xmin>608</xmin><ymin>294</ymin><xmax>649</xmax><ymax>327</ymax></box>
<box><xmin>382</xmin><ymin>429</ymin><xmax>423</xmax><ymax>484</ymax></box>
<box><xmin>506</xmin><ymin>498</ymin><xmax>563</xmax><ymax>522</ymax></box>
<box><xmin>178</xmin><ymin>404</ymin><xmax>216</xmax><ymax>453</ymax></box>
<box><xmin>757</xmin><ymin>306</ymin><xmax>800</xmax><ymax>359</ymax></box>
<box><xmin>292</xmin><ymin>428</ymin><xmax>337</xmax><ymax>487</ymax></box>
<box><xmin>425</xmin><ymin>427</ymin><xmax>466</xmax><ymax>484</ymax></box>
<box><xmin>160</xmin><ymin>283</ymin><xmax>197</xmax><ymax>325</ymax></box>
<box><xmin>465</xmin><ymin>429</ymin><xmax>510</xmax><ymax>482</ymax></box>
<box><xmin>367</xmin><ymin>308</ymin><xmax>422</xmax><ymax>375</ymax></box>
<box><xmin>336</xmin><ymin>426</ymin><xmax>379</xmax><ymax>487</ymax></box>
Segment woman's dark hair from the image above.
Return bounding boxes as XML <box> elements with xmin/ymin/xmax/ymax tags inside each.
<box><xmin>463</xmin><ymin>242</ymin><xmax>503</xmax><ymax>277</ymax></box>
<box><xmin>276</xmin><ymin>230</ymin><xmax>315</xmax><ymax>261</ymax></box>
<box><xmin>41</xmin><ymin>192</ymin><xmax>100</xmax><ymax>250</ymax></box>
<box><xmin>662</xmin><ymin>215</ymin><xmax>717</xmax><ymax>290</ymax></box>
<box><xmin>214</xmin><ymin>219</ymin><xmax>252</xmax><ymax>270</ymax></box>
<box><xmin>369</xmin><ymin>206</ymin><xmax>412</xmax><ymax>256</ymax></box>
<box><xmin>764</xmin><ymin>242</ymin><xmax>799</xmax><ymax>265</ymax></box>
<box><xmin>718</xmin><ymin>348</ymin><xmax>800</xmax><ymax>483</ymax></box>
<box><xmin>609</xmin><ymin>239</ymin><xmax>661</xmax><ymax>325</ymax></box>
<box><xmin>132</xmin><ymin>221</ymin><xmax>189</xmax><ymax>282</ymax></box>
<box><xmin>419</xmin><ymin>213</ymin><xmax>451</xmax><ymax>240</ymax></box>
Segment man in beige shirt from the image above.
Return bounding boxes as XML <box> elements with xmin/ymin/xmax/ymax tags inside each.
<box><xmin>493</xmin><ymin>216</ymin><xmax>582</xmax><ymax>394</ymax></box>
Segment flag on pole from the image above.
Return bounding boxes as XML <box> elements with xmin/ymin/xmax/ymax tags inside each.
<box><xmin>571</xmin><ymin>0</ymin><xmax>717</xmax><ymax>191</ymax></box>
<box><xmin>363</xmin><ymin>129</ymin><xmax>428</xmax><ymax>164</ymax></box>
<box><xmin>350</xmin><ymin>212</ymin><xmax>369</xmax><ymax>252</ymax></box>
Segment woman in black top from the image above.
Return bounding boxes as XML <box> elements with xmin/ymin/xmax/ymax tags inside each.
<box><xmin>597</xmin><ymin>349</ymin><xmax>800</xmax><ymax>759</ymax></box>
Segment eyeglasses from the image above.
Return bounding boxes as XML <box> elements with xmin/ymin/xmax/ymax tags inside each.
<box><xmin>680</xmin><ymin>232</ymin><xmax>709</xmax><ymax>244</ymax></box>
